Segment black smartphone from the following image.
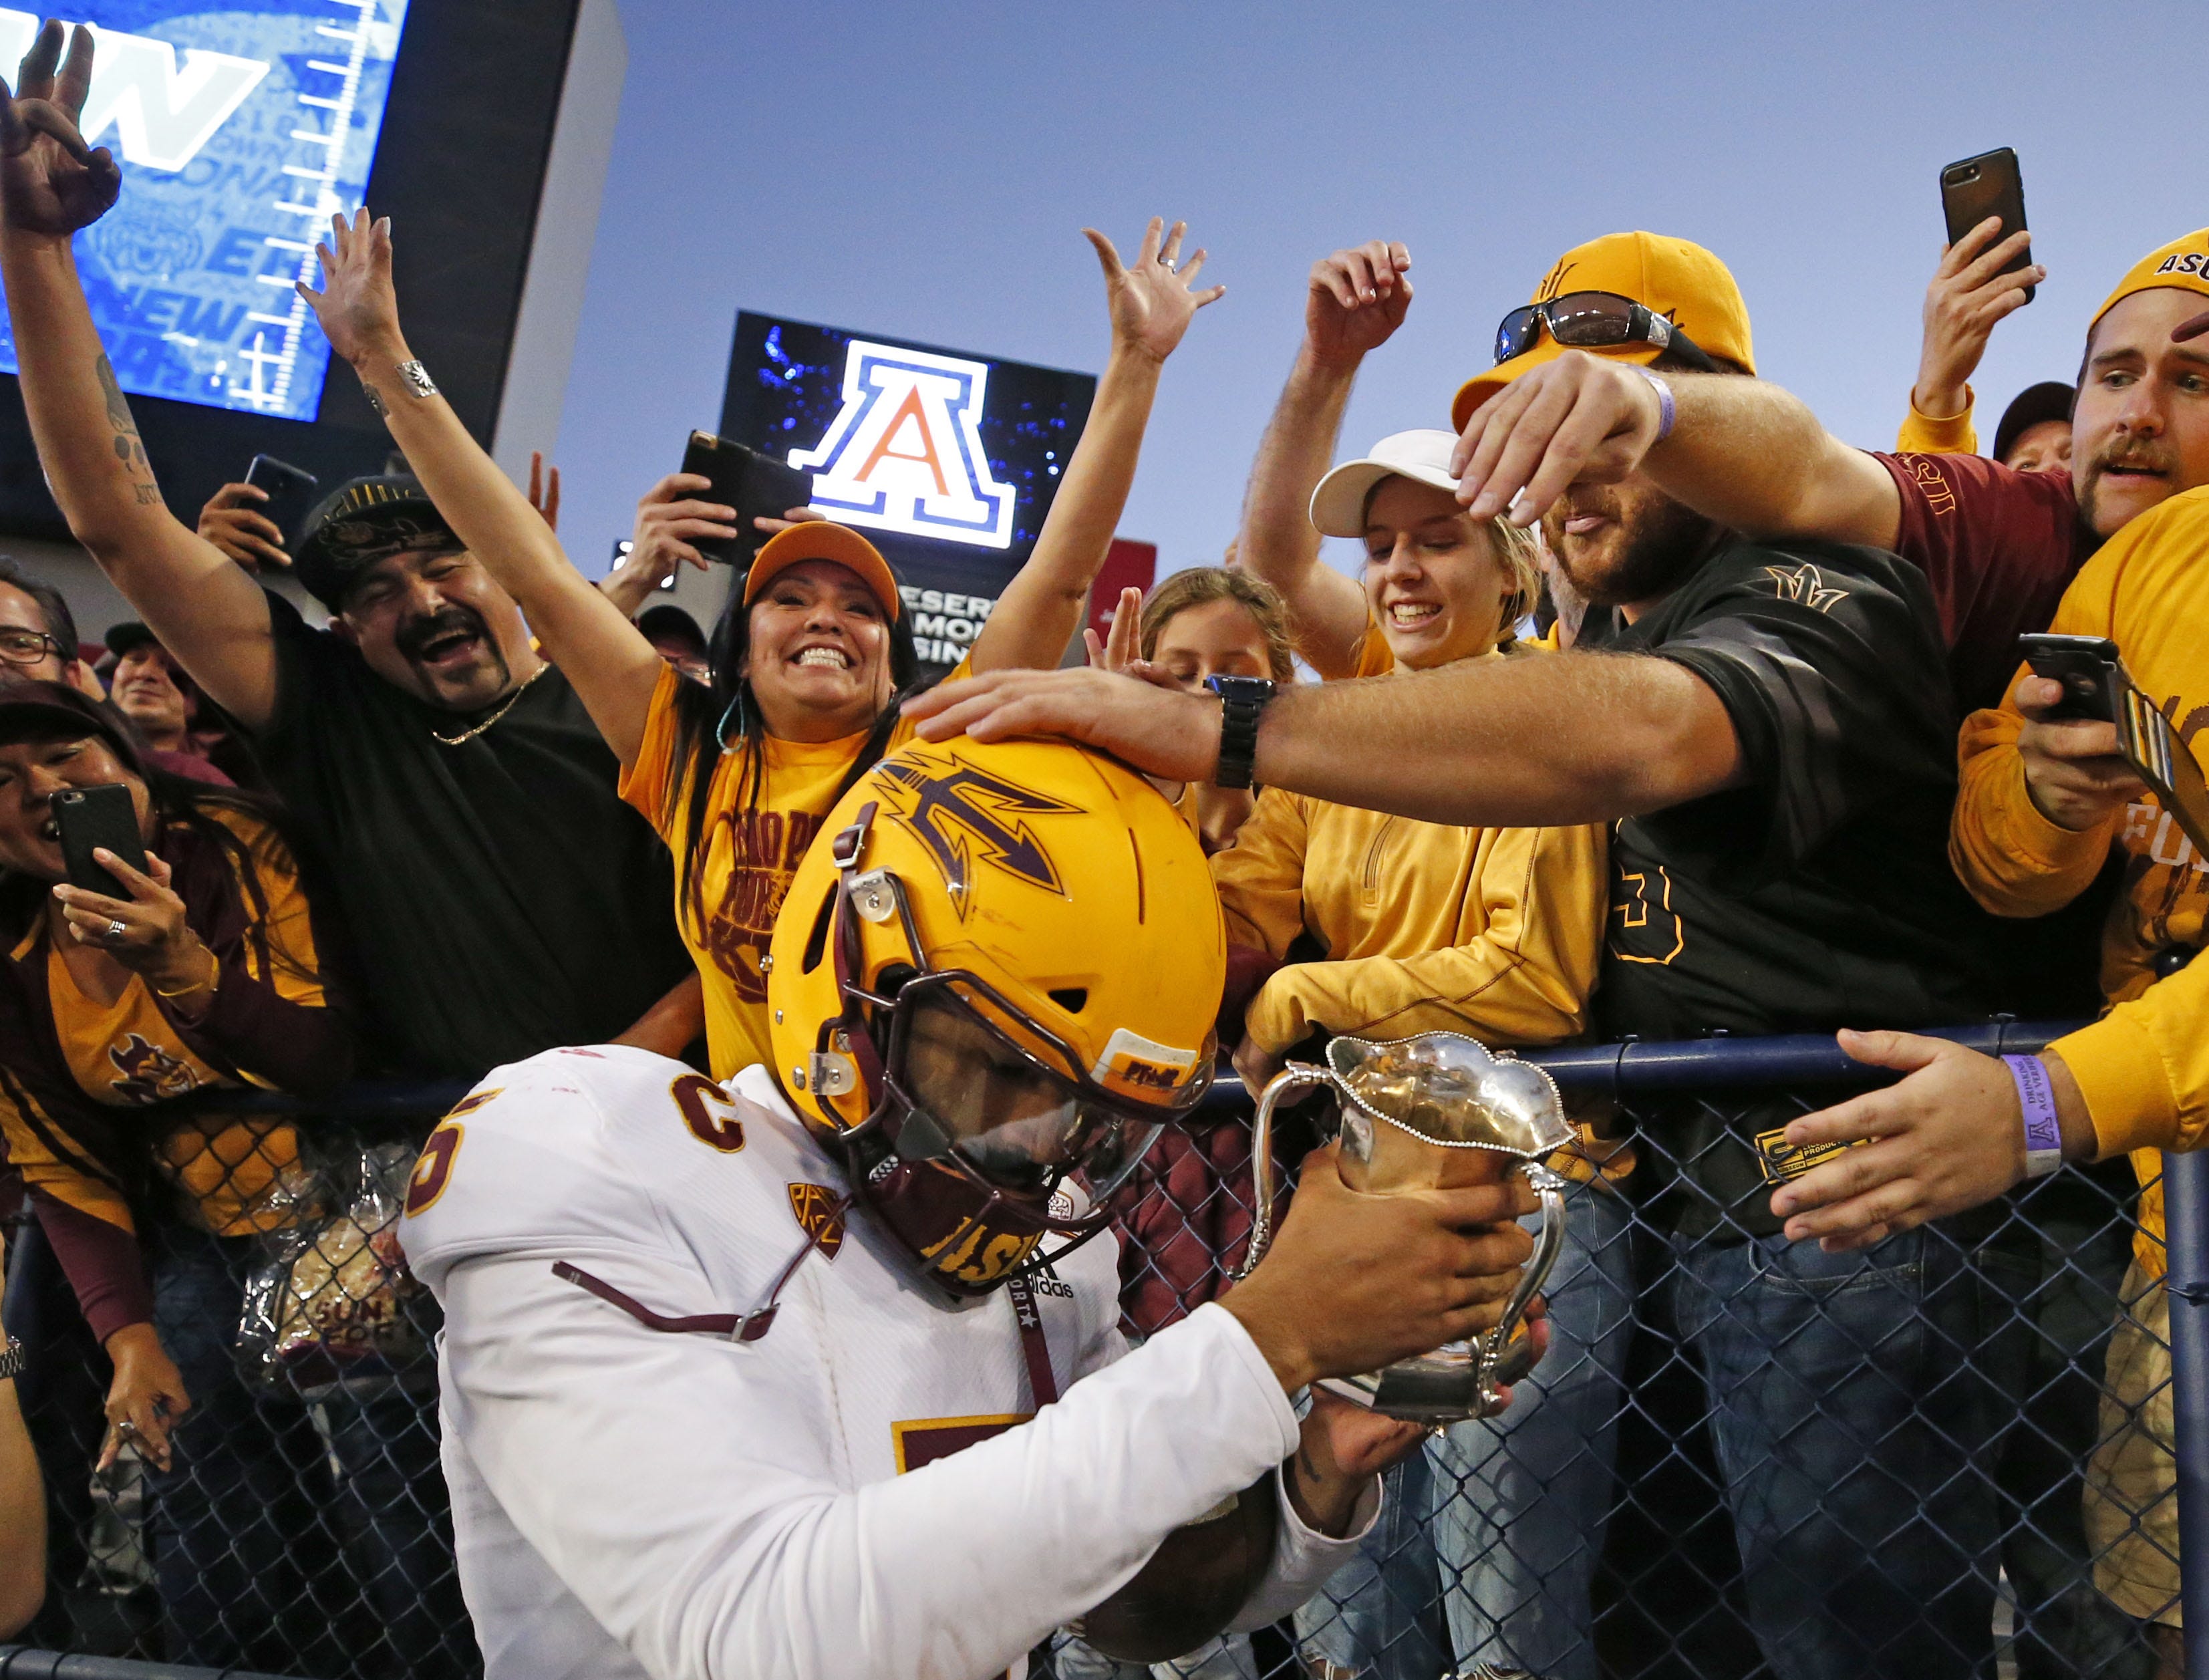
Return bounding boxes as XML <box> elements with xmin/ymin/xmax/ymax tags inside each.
<box><xmin>1940</xmin><ymin>148</ymin><xmax>2034</xmax><ymax>303</ymax></box>
<box><xmin>2019</xmin><ymin>632</ymin><xmax>2121</xmax><ymax>720</ymax></box>
<box><xmin>244</xmin><ymin>454</ymin><xmax>319</xmax><ymax>549</ymax></box>
<box><xmin>53</xmin><ymin>785</ymin><xmax>149</xmax><ymax>901</ymax></box>
<box><xmin>679</xmin><ymin>431</ymin><xmax>813</xmax><ymax>567</ymax></box>
<box><xmin>2019</xmin><ymin>632</ymin><xmax>2209</xmax><ymax>856</ymax></box>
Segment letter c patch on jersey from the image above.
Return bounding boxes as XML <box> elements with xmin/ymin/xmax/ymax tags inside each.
<box><xmin>672</xmin><ymin>1073</ymin><xmax>746</xmax><ymax>1153</ymax></box>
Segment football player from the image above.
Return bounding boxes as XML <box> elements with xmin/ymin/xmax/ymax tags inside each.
<box><xmin>401</xmin><ymin>735</ymin><xmax>1541</xmax><ymax>1679</ymax></box>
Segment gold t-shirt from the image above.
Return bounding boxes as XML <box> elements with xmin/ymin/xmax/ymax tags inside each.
<box><xmin>621</xmin><ymin>664</ymin><xmax>951</xmax><ymax>1079</ymax></box>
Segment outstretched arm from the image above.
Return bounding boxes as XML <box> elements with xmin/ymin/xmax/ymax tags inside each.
<box><xmin>0</xmin><ymin>23</ymin><xmax>277</xmax><ymax>726</ymax></box>
<box><xmin>299</xmin><ymin>211</ymin><xmax>661</xmax><ymax>764</ymax></box>
<box><xmin>907</xmin><ymin>649</ymin><xmax>1744</xmax><ymax>829</ymax></box>
<box><xmin>1447</xmin><ymin>350</ymin><xmax>1904</xmax><ymax>554</ymax></box>
<box><xmin>1235</xmin><ymin>241</ymin><xmax>1412</xmax><ymax>678</ymax></box>
<box><xmin>969</xmin><ymin>218</ymin><xmax>1224</xmax><ymax>674</ymax></box>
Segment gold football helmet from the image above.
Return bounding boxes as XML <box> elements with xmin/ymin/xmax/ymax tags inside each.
<box><xmin>768</xmin><ymin>735</ymin><xmax>1225</xmax><ymax>1294</ymax></box>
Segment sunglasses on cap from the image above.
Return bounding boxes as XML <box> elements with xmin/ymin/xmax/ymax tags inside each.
<box><xmin>1493</xmin><ymin>291</ymin><xmax>1719</xmax><ymax>371</ymax></box>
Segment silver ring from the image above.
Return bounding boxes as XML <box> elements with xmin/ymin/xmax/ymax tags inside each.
<box><xmin>105</xmin><ymin>919</ymin><xmax>128</xmax><ymax>942</ymax></box>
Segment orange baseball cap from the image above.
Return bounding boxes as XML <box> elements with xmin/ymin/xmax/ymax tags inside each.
<box><xmin>742</xmin><ymin>521</ymin><xmax>903</xmax><ymax>621</ymax></box>
<box><xmin>2092</xmin><ymin>227</ymin><xmax>2209</xmax><ymax>331</ymax></box>
<box><xmin>1452</xmin><ymin>232</ymin><xmax>1757</xmax><ymax>431</ymax></box>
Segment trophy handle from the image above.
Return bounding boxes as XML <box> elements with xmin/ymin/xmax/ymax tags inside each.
<box><xmin>1475</xmin><ymin>1163</ymin><xmax>1570</xmax><ymax>1413</ymax></box>
<box><xmin>1230</xmin><ymin>1064</ymin><xmax>1332</xmax><ymax>1283</ymax></box>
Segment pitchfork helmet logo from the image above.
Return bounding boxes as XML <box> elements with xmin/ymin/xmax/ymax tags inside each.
<box><xmin>788</xmin><ymin>340</ymin><xmax>1018</xmax><ymax>550</ymax></box>
<box><xmin>875</xmin><ymin>758</ymin><xmax>1082</xmax><ymax>909</ymax></box>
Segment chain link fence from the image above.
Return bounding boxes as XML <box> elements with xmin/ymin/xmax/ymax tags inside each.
<box><xmin>0</xmin><ymin>1034</ymin><xmax>2195</xmax><ymax>1680</ymax></box>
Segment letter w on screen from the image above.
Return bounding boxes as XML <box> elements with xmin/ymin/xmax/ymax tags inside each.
<box><xmin>0</xmin><ymin>10</ymin><xmax>269</xmax><ymax>173</ymax></box>
<box><xmin>790</xmin><ymin>340</ymin><xmax>1018</xmax><ymax>550</ymax></box>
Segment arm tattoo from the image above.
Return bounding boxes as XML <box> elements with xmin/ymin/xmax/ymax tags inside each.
<box><xmin>96</xmin><ymin>353</ymin><xmax>150</xmax><ymax>474</ymax></box>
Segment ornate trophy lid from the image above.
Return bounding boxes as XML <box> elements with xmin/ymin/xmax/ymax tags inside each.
<box><xmin>1325</xmin><ymin>1031</ymin><xmax>1573</xmax><ymax>1158</ymax></box>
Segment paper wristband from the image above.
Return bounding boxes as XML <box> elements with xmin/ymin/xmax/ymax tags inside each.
<box><xmin>2003</xmin><ymin>1054</ymin><xmax>2063</xmax><ymax>1179</ymax></box>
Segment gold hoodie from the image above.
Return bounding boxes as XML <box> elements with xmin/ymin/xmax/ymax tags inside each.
<box><xmin>1950</xmin><ymin>485</ymin><xmax>2209</xmax><ymax>1278</ymax></box>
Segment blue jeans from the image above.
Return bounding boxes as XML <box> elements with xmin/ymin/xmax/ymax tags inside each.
<box><xmin>1049</xmin><ymin>1629</ymin><xmax>1258</xmax><ymax>1678</ymax></box>
<box><xmin>1429</xmin><ymin>1181</ymin><xmax>1634</xmax><ymax>1680</ymax></box>
<box><xmin>1667</xmin><ymin>1226</ymin><xmax>1999</xmax><ymax>1680</ymax></box>
<box><xmin>1291</xmin><ymin>1437</ymin><xmax>1448</xmax><ymax>1679</ymax></box>
<box><xmin>147</xmin><ymin>1222</ymin><xmax>476</xmax><ymax>1678</ymax></box>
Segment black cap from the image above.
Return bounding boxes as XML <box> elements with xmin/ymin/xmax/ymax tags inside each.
<box><xmin>0</xmin><ymin>678</ymin><xmax>142</xmax><ymax>771</ymax></box>
<box><xmin>291</xmin><ymin>475</ymin><xmax>462</xmax><ymax>611</ymax></box>
<box><xmin>636</xmin><ymin>603</ymin><xmax>707</xmax><ymax>656</ymax></box>
<box><xmin>102</xmin><ymin>620</ymin><xmax>160</xmax><ymax>661</ymax></box>
<box><xmin>1991</xmin><ymin>382</ymin><xmax>2075</xmax><ymax>468</ymax></box>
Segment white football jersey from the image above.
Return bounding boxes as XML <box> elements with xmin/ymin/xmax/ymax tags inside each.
<box><xmin>400</xmin><ymin>1045</ymin><xmax>1369</xmax><ymax>1680</ymax></box>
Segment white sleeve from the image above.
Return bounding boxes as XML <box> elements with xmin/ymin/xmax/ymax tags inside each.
<box><xmin>1228</xmin><ymin>1463</ymin><xmax>1383</xmax><ymax>1633</ymax></box>
<box><xmin>440</xmin><ymin>1250</ymin><xmax>1306</xmax><ymax>1680</ymax></box>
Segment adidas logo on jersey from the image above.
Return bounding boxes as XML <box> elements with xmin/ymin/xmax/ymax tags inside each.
<box><xmin>790</xmin><ymin>340</ymin><xmax>1018</xmax><ymax>550</ymax></box>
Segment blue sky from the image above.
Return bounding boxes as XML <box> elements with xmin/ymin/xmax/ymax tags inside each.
<box><xmin>551</xmin><ymin>0</ymin><xmax>2200</xmax><ymax>581</ymax></box>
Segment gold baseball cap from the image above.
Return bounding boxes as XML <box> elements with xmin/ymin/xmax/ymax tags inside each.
<box><xmin>1452</xmin><ymin>232</ymin><xmax>1757</xmax><ymax>431</ymax></box>
<box><xmin>2092</xmin><ymin>228</ymin><xmax>2209</xmax><ymax>331</ymax></box>
<box><xmin>743</xmin><ymin>521</ymin><xmax>902</xmax><ymax>621</ymax></box>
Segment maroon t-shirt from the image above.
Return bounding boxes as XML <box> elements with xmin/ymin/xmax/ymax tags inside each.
<box><xmin>1869</xmin><ymin>452</ymin><xmax>2092</xmax><ymax>714</ymax></box>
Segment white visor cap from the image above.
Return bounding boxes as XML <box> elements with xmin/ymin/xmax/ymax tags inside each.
<box><xmin>1308</xmin><ymin>428</ymin><xmax>1463</xmax><ymax>539</ymax></box>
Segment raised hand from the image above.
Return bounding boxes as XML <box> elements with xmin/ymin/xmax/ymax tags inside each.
<box><xmin>527</xmin><ymin>452</ymin><xmax>562</xmax><ymax>532</ymax></box>
<box><xmin>0</xmin><ymin>21</ymin><xmax>121</xmax><ymax>237</ymax></box>
<box><xmin>198</xmin><ymin>482</ymin><xmax>291</xmax><ymax>571</ymax></box>
<box><xmin>297</xmin><ymin>208</ymin><xmax>402</xmax><ymax>368</ymax></box>
<box><xmin>1912</xmin><ymin>217</ymin><xmax>2044</xmax><ymax>421</ymax></box>
<box><xmin>1084</xmin><ymin>217</ymin><xmax>1225</xmax><ymax>364</ymax></box>
<box><xmin>1082</xmin><ymin>585</ymin><xmax>1145</xmax><ymax>673</ymax></box>
<box><xmin>1306</xmin><ymin>241</ymin><xmax>1413</xmax><ymax>370</ymax></box>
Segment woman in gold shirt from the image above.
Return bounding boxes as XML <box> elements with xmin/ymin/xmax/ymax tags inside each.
<box><xmin>297</xmin><ymin>211</ymin><xmax>1221</xmax><ymax>1080</ymax></box>
<box><xmin>1229</xmin><ymin>418</ymin><xmax>1624</xmax><ymax>1680</ymax></box>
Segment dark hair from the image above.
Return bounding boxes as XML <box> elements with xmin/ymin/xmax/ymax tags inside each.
<box><xmin>658</xmin><ymin>581</ymin><xmax>921</xmax><ymax>940</ymax></box>
<box><xmin>0</xmin><ymin>557</ymin><xmax>80</xmax><ymax>660</ymax></box>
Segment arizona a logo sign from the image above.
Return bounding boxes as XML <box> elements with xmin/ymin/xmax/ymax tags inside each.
<box><xmin>789</xmin><ymin>340</ymin><xmax>1018</xmax><ymax>550</ymax></box>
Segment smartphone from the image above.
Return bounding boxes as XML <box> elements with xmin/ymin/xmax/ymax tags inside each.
<box><xmin>244</xmin><ymin>454</ymin><xmax>319</xmax><ymax>549</ymax></box>
<box><xmin>1940</xmin><ymin>148</ymin><xmax>2034</xmax><ymax>303</ymax></box>
<box><xmin>2019</xmin><ymin>632</ymin><xmax>2209</xmax><ymax>857</ymax></box>
<box><xmin>53</xmin><ymin>785</ymin><xmax>149</xmax><ymax>901</ymax></box>
<box><xmin>2019</xmin><ymin>632</ymin><xmax>2121</xmax><ymax>721</ymax></box>
<box><xmin>609</xmin><ymin>539</ymin><xmax>678</xmax><ymax>591</ymax></box>
<box><xmin>679</xmin><ymin>431</ymin><xmax>813</xmax><ymax>567</ymax></box>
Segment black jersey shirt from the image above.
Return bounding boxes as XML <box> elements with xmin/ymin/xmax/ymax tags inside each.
<box><xmin>1580</xmin><ymin>538</ymin><xmax>2001</xmax><ymax>1237</ymax></box>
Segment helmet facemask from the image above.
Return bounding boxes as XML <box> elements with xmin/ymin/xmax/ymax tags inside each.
<box><xmin>804</xmin><ymin>805</ymin><xmax>1213</xmax><ymax>1296</ymax></box>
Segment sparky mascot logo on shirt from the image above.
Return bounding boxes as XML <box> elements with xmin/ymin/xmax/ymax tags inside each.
<box><xmin>788</xmin><ymin>341</ymin><xmax>1018</xmax><ymax>550</ymax></box>
<box><xmin>875</xmin><ymin>758</ymin><xmax>1081</xmax><ymax>914</ymax></box>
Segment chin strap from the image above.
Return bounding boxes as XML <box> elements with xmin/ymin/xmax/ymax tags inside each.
<box><xmin>826</xmin><ymin>803</ymin><xmax>888</xmax><ymax>1112</ymax></box>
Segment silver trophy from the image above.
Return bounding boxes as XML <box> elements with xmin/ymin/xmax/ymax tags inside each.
<box><xmin>1235</xmin><ymin>1031</ymin><xmax>1572</xmax><ymax>1422</ymax></box>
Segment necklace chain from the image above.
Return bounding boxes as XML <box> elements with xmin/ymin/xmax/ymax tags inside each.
<box><xmin>429</xmin><ymin>662</ymin><xmax>549</xmax><ymax>748</ymax></box>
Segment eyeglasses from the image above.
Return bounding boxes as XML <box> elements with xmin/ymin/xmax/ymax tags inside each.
<box><xmin>1493</xmin><ymin>291</ymin><xmax>1718</xmax><ymax>372</ymax></box>
<box><xmin>0</xmin><ymin>627</ymin><xmax>68</xmax><ymax>668</ymax></box>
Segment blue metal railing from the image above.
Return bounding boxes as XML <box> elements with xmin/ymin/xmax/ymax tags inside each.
<box><xmin>23</xmin><ymin>1019</ymin><xmax>2197</xmax><ymax>1672</ymax></box>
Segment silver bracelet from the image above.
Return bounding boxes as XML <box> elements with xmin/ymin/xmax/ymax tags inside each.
<box><xmin>358</xmin><ymin>378</ymin><xmax>389</xmax><ymax>418</ymax></box>
<box><xmin>395</xmin><ymin>359</ymin><xmax>438</xmax><ymax>400</ymax></box>
<box><xmin>0</xmin><ymin>1335</ymin><xmax>24</xmax><ymax>1382</ymax></box>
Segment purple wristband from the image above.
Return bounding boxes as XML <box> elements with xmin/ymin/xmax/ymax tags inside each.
<box><xmin>1634</xmin><ymin>369</ymin><xmax>1676</xmax><ymax>442</ymax></box>
<box><xmin>2004</xmin><ymin>1054</ymin><xmax>2063</xmax><ymax>1178</ymax></box>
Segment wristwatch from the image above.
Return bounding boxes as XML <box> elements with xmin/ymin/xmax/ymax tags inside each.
<box><xmin>1205</xmin><ymin>675</ymin><xmax>1276</xmax><ymax>791</ymax></box>
<box><xmin>0</xmin><ymin>1336</ymin><xmax>23</xmax><ymax>1381</ymax></box>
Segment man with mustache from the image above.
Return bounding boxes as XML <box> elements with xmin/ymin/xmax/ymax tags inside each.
<box><xmin>912</xmin><ymin>234</ymin><xmax>2013</xmax><ymax>1679</ymax></box>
